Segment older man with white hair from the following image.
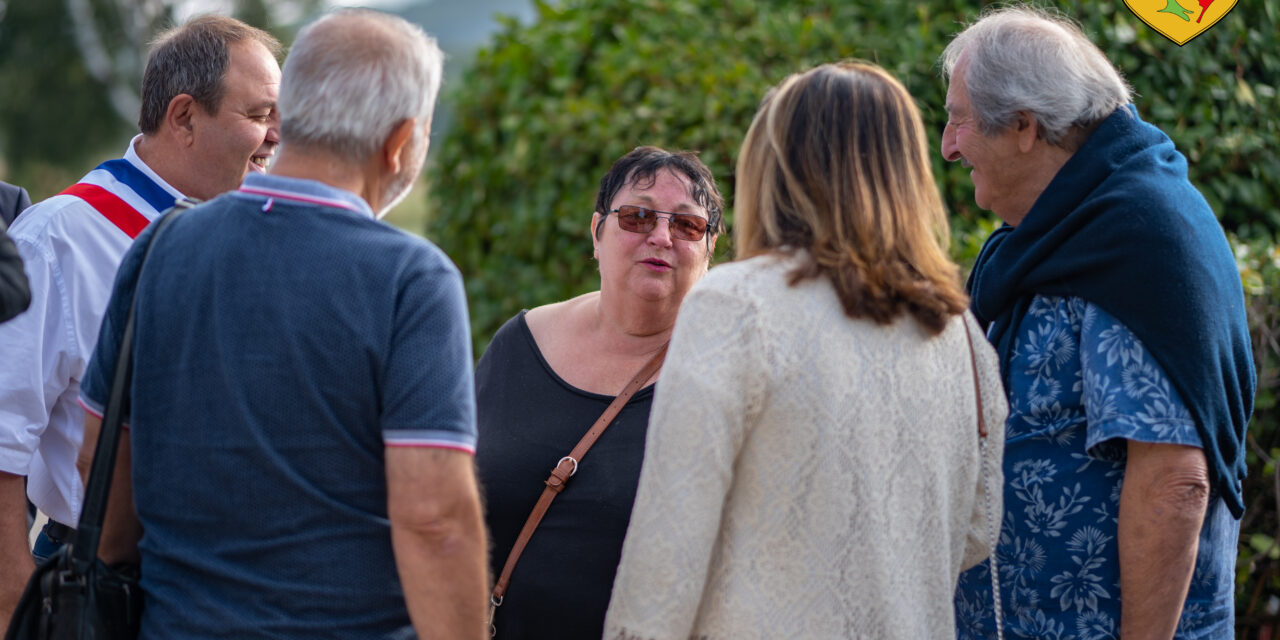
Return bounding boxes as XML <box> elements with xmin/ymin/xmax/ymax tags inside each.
<box><xmin>942</xmin><ymin>6</ymin><xmax>1254</xmax><ymax>639</ymax></box>
<box><xmin>77</xmin><ymin>10</ymin><xmax>487</xmax><ymax>639</ymax></box>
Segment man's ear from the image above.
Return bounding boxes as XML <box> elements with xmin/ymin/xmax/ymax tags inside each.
<box><xmin>382</xmin><ymin>119</ymin><xmax>416</xmax><ymax>174</ymax></box>
<box><xmin>1014</xmin><ymin>110</ymin><xmax>1040</xmax><ymax>153</ymax></box>
<box><xmin>165</xmin><ymin>94</ymin><xmax>198</xmax><ymax>146</ymax></box>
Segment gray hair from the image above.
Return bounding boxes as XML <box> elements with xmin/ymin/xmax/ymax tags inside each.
<box><xmin>139</xmin><ymin>15</ymin><xmax>282</xmax><ymax>134</ymax></box>
<box><xmin>279</xmin><ymin>9</ymin><xmax>443</xmax><ymax>162</ymax></box>
<box><xmin>941</xmin><ymin>6</ymin><xmax>1132</xmax><ymax>146</ymax></box>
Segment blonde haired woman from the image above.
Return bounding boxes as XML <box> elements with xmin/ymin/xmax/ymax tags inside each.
<box><xmin>603</xmin><ymin>62</ymin><xmax>1008</xmax><ymax>639</ymax></box>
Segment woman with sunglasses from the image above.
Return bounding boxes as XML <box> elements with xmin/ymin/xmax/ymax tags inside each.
<box><xmin>473</xmin><ymin>146</ymin><xmax>723</xmax><ymax>639</ymax></box>
<box><xmin>603</xmin><ymin>63</ymin><xmax>1009</xmax><ymax>638</ymax></box>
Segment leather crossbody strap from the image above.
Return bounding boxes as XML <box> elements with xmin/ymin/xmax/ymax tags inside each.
<box><xmin>488</xmin><ymin>342</ymin><xmax>669</xmax><ymax>632</ymax></box>
<box><xmin>963</xmin><ymin>313</ymin><xmax>1005</xmax><ymax>639</ymax></box>
<box><xmin>73</xmin><ymin>205</ymin><xmax>188</xmax><ymax>570</ymax></box>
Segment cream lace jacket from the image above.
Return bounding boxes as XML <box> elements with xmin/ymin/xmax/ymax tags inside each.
<box><xmin>603</xmin><ymin>253</ymin><xmax>1008</xmax><ymax>640</ymax></box>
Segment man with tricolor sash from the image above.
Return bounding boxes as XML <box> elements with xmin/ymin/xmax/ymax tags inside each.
<box><xmin>0</xmin><ymin>15</ymin><xmax>282</xmax><ymax>626</ymax></box>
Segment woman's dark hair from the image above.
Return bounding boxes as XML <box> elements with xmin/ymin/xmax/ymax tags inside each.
<box><xmin>593</xmin><ymin>146</ymin><xmax>725</xmax><ymax>250</ymax></box>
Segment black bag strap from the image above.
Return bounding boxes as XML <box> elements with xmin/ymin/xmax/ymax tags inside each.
<box><xmin>71</xmin><ymin>203</ymin><xmax>189</xmax><ymax>572</ymax></box>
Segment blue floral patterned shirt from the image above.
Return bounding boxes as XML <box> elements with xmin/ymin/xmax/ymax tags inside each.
<box><xmin>954</xmin><ymin>296</ymin><xmax>1237</xmax><ymax>639</ymax></box>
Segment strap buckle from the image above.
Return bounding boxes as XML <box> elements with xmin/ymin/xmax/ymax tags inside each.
<box><xmin>488</xmin><ymin>594</ymin><xmax>502</xmax><ymax>637</ymax></box>
<box><xmin>556</xmin><ymin>456</ymin><xmax>578</xmax><ymax>477</ymax></box>
<box><xmin>544</xmin><ymin>456</ymin><xmax>578</xmax><ymax>493</ymax></box>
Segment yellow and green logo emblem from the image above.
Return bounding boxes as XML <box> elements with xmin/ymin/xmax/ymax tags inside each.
<box><xmin>1123</xmin><ymin>0</ymin><xmax>1238</xmax><ymax>45</ymax></box>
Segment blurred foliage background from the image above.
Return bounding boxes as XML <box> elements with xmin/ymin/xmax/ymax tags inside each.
<box><xmin>428</xmin><ymin>0</ymin><xmax>1278</xmax><ymax>348</ymax></box>
<box><xmin>424</xmin><ymin>0</ymin><xmax>1280</xmax><ymax>634</ymax></box>
<box><xmin>2</xmin><ymin>0</ymin><xmax>1278</xmax><ymax>634</ymax></box>
<box><xmin>0</xmin><ymin>0</ymin><xmax>329</xmax><ymax>197</ymax></box>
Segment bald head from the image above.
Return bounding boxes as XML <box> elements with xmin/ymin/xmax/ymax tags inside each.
<box><xmin>278</xmin><ymin>9</ymin><xmax>443</xmax><ymax>162</ymax></box>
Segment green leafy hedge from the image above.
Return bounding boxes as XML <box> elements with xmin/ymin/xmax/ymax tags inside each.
<box><xmin>428</xmin><ymin>0</ymin><xmax>1277</xmax><ymax>349</ymax></box>
<box><xmin>429</xmin><ymin>0</ymin><xmax>1009</xmax><ymax>352</ymax></box>
<box><xmin>1234</xmin><ymin>235</ymin><xmax>1280</xmax><ymax>629</ymax></box>
<box><xmin>426</xmin><ymin>1</ymin><xmax>1278</xmax><ymax>629</ymax></box>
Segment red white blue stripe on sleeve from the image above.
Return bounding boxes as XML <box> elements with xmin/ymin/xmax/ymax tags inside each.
<box><xmin>76</xmin><ymin>395</ymin><xmax>104</xmax><ymax>419</ymax></box>
<box><xmin>75</xmin><ymin>395</ymin><xmax>130</xmax><ymax>430</ymax></box>
<box><xmin>384</xmin><ymin>430</ymin><xmax>476</xmax><ymax>454</ymax></box>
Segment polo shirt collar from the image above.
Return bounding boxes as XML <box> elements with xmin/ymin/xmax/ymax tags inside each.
<box><xmin>238</xmin><ymin>173</ymin><xmax>375</xmax><ymax>219</ymax></box>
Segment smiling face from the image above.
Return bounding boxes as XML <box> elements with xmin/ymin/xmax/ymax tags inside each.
<box><xmin>941</xmin><ymin>65</ymin><xmax>1036</xmax><ymax>225</ymax></box>
<box><xmin>592</xmin><ymin>168</ymin><xmax>714</xmax><ymax>308</ymax></box>
<box><xmin>186</xmin><ymin>39</ymin><xmax>281</xmax><ymax>199</ymax></box>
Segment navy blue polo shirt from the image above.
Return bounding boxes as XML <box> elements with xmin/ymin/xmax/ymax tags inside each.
<box><xmin>80</xmin><ymin>173</ymin><xmax>476</xmax><ymax>639</ymax></box>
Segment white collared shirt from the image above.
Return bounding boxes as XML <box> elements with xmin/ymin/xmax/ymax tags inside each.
<box><xmin>0</xmin><ymin>135</ymin><xmax>181</xmax><ymax>526</ymax></box>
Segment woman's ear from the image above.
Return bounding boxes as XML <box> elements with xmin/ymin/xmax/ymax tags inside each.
<box><xmin>590</xmin><ymin>212</ymin><xmax>602</xmax><ymax>259</ymax></box>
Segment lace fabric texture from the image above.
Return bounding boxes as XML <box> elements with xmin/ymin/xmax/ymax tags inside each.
<box><xmin>603</xmin><ymin>253</ymin><xmax>1008</xmax><ymax>640</ymax></box>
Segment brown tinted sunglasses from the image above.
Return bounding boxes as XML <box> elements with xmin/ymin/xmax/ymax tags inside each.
<box><xmin>606</xmin><ymin>205</ymin><xmax>710</xmax><ymax>242</ymax></box>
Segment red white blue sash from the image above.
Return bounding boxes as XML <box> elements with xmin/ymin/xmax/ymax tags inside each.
<box><xmin>59</xmin><ymin>159</ymin><xmax>177</xmax><ymax>239</ymax></box>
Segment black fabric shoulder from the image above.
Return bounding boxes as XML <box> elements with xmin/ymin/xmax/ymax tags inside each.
<box><xmin>0</xmin><ymin>228</ymin><xmax>29</xmax><ymax>322</ymax></box>
<box><xmin>475</xmin><ymin>309</ymin><xmax>656</xmax><ymax>640</ymax></box>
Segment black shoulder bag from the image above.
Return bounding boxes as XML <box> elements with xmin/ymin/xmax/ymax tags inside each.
<box><xmin>5</xmin><ymin>204</ymin><xmax>188</xmax><ymax>640</ymax></box>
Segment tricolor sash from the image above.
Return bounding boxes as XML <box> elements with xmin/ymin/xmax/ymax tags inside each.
<box><xmin>59</xmin><ymin>159</ymin><xmax>177</xmax><ymax>239</ymax></box>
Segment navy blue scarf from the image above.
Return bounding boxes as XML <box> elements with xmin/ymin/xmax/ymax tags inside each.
<box><xmin>968</xmin><ymin>106</ymin><xmax>1256</xmax><ymax>518</ymax></box>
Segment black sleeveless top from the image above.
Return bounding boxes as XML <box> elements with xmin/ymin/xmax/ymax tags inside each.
<box><xmin>475</xmin><ymin>311</ymin><xmax>655</xmax><ymax>640</ymax></box>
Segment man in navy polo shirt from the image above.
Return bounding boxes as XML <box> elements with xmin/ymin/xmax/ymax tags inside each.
<box><xmin>78</xmin><ymin>10</ymin><xmax>487</xmax><ymax>639</ymax></box>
